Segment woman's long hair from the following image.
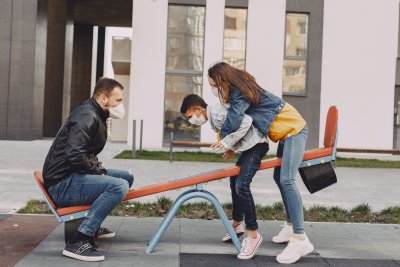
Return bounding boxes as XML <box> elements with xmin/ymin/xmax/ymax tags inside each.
<box><xmin>208</xmin><ymin>62</ymin><xmax>263</xmax><ymax>106</ymax></box>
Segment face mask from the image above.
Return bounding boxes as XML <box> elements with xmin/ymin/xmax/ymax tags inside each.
<box><xmin>109</xmin><ymin>103</ymin><xmax>125</xmax><ymax>119</ymax></box>
<box><xmin>211</xmin><ymin>87</ymin><xmax>219</xmax><ymax>98</ymax></box>
<box><xmin>189</xmin><ymin>113</ymin><xmax>207</xmax><ymax>126</ymax></box>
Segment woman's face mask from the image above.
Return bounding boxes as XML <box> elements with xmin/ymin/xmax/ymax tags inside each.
<box><xmin>211</xmin><ymin>87</ymin><xmax>219</xmax><ymax>98</ymax></box>
<box><xmin>109</xmin><ymin>103</ymin><xmax>125</xmax><ymax>119</ymax></box>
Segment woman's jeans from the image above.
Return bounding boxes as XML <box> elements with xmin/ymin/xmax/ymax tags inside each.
<box><xmin>273</xmin><ymin>126</ymin><xmax>308</xmax><ymax>234</ymax></box>
<box><xmin>230</xmin><ymin>142</ymin><xmax>269</xmax><ymax>230</ymax></box>
<box><xmin>48</xmin><ymin>169</ymin><xmax>134</xmax><ymax>236</ymax></box>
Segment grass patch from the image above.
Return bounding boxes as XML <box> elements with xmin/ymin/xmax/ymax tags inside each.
<box><xmin>335</xmin><ymin>157</ymin><xmax>400</xmax><ymax>168</ymax></box>
<box><xmin>115</xmin><ymin>150</ymin><xmax>400</xmax><ymax>168</ymax></box>
<box><xmin>18</xmin><ymin>199</ymin><xmax>53</xmax><ymax>214</ymax></box>
<box><xmin>18</xmin><ymin>198</ymin><xmax>400</xmax><ymax>224</ymax></box>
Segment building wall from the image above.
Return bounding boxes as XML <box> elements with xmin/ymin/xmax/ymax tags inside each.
<box><xmin>0</xmin><ymin>0</ymin><xmax>47</xmax><ymax>140</ymax></box>
<box><xmin>320</xmin><ymin>0</ymin><xmax>399</xmax><ymax>149</ymax></box>
<box><xmin>43</xmin><ymin>0</ymin><xmax>70</xmax><ymax>137</ymax></box>
<box><xmin>110</xmin><ymin>0</ymin><xmax>399</xmax><ymax>150</ymax></box>
<box><xmin>128</xmin><ymin>0</ymin><xmax>168</xmax><ymax>148</ymax></box>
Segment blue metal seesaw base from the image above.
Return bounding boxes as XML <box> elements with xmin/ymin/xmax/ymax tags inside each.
<box><xmin>145</xmin><ymin>184</ymin><xmax>242</xmax><ymax>253</ymax></box>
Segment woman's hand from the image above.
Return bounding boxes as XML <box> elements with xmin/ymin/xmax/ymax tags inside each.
<box><xmin>222</xmin><ymin>150</ymin><xmax>235</xmax><ymax>160</ymax></box>
<box><xmin>210</xmin><ymin>141</ymin><xmax>227</xmax><ymax>152</ymax></box>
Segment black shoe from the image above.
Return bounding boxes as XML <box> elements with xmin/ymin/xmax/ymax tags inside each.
<box><xmin>96</xmin><ymin>227</ymin><xmax>116</xmax><ymax>239</ymax></box>
<box><xmin>62</xmin><ymin>240</ymin><xmax>105</xmax><ymax>262</ymax></box>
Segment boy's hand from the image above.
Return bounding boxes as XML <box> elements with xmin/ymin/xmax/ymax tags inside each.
<box><xmin>222</xmin><ymin>150</ymin><xmax>235</xmax><ymax>160</ymax></box>
<box><xmin>210</xmin><ymin>141</ymin><xmax>227</xmax><ymax>153</ymax></box>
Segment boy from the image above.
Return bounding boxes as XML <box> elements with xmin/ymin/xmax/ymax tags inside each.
<box><xmin>180</xmin><ymin>94</ymin><xmax>268</xmax><ymax>259</ymax></box>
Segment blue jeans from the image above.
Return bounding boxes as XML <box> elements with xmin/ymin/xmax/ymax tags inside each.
<box><xmin>230</xmin><ymin>142</ymin><xmax>269</xmax><ymax>230</ymax></box>
<box><xmin>273</xmin><ymin>126</ymin><xmax>308</xmax><ymax>234</ymax></box>
<box><xmin>48</xmin><ymin>169</ymin><xmax>134</xmax><ymax>236</ymax></box>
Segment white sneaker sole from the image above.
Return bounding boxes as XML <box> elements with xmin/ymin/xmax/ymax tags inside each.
<box><xmin>237</xmin><ymin>236</ymin><xmax>263</xmax><ymax>260</ymax></box>
<box><xmin>62</xmin><ymin>250</ymin><xmax>105</xmax><ymax>262</ymax></box>
<box><xmin>272</xmin><ymin>235</ymin><xmax>290</xmax><ymax>243</ymax></box>
<box><xmin>276</xmin><ymin>244</ymin><xmax>314</xmax><ymax>264</ymax></box>
<box><xmin>97</xmin><ymin>232</ymin><xmax>116</xmax><ymax>239</ymax></box>
<box><xmin>222</xmin><ymin>231</ymin><xmax>244</xmax><ymax>242</ymax></box>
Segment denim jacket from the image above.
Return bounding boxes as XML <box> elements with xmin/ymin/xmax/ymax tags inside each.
<box><xmin>219</xmin><ymin>87</ymin><xmax>285</xmax><ymax>139</ymax></box>
<box><xmin>207</xmin><ymin>103</ymin><xmax>267</xmax><ymax>153</ymax></box>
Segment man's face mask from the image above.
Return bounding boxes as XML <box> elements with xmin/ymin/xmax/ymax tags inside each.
<box><xmin>109</xmin><ymin>103</ymin><xmax>125</xmax><ymax>119</ymax></box>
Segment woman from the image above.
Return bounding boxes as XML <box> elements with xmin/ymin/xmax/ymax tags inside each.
<box><xmin>208</xmin><ymin>62</ymin><xmax>314</xmax><ymax>264</ymax></box>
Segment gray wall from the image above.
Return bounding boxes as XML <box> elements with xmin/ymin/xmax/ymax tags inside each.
<box><xmin>43</xmin><ymin>0</ymin><xmax>73</xmax><ymax>137</ymax></box>
<box><xmin>284</xmin><ymin>0</ymin><xmax>324</xmax><ymax>149</ymax></box>
<box><xmin>0</xmin><ymin>0</ymin><xmax>47</xmax><ymax>140</ymax></box>
<box><xmin>70</xmin><ymin>23</ymin><xmax>93</xmax><ymax>112</ymax></box>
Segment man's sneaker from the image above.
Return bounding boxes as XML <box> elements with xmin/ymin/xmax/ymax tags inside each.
<box><xmin>222</xmin><ymin>223</ymin><xmax>245</xmax><ymax>242</ymax></box>
<box><xmin>96</xmin><ymin>227</ymin><xmax>115</xmax><ymax>239</ymax></box>
<box><xmin>237</xmin><ymin>232</ymin><xmax>263</xmax><ymax>260</ymax></box>
<box><xmin>276</xmin><ymin>235</ymin><xmax>314</xmax><ymax>264</ymax></box>
<box><xmin>272</xmin><ymin>222</ymin><xmax>293</xmax><ymax>243</ymax></box>
<box><xmin>62</xmin><ymin>240</ymin><xmax>105</xmax><ymax>262</ymax></box>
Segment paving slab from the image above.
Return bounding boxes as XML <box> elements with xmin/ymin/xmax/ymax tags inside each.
<box><xmin>10</xmin><ymin>216</ymin><xmax>400</xmax><ymax>267</ymax></box>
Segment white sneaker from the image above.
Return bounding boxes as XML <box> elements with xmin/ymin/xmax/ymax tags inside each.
<box><xmin>222</xmin><ymin>223</ymin><xmax>245</xmax><ymax>242</ymax></box>
<box><xmin>272</xmin><ymin>222</ymin><xmax>293</xmax><ymax>243</ymax></box>
<box><xmin>276</xmin><ymin>235</ymin><xmax>314</xmax><ymax>264</ymax></box>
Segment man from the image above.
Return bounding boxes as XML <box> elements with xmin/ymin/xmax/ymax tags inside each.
<box><xmin>42</xmin><ymin>77</ymin><xmax>134</xmax><ymax>262</ymax></box>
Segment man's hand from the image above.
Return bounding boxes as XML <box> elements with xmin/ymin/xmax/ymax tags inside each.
<box><xmin>210</xmin><ymin>141</ymin><xmax>227</xmax><ymax>153</ymax></box>
<box><xmin>222</xmin><ymin>150</ymin><xmax>235</xmax><ymax>160</ymax></box>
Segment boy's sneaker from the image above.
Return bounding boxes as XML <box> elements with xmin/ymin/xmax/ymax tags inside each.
<box><xmin>276</xmin><ymin>235</ymin><xmax>314</xmax><ymax>264</ymax></box>
<box><xmin>96</xmin><ymin>227</ymin><xmax>115</xmax><ymax>239</ymax></box>
<box><xmin>62</xmin><ymin>240</ymin><xmax>105</xmax><ymax>262</ymax></box>
<box><xmin>237</xmin><ymin>232</ymin><xmax>263</xmax><ymax>260</ymax></box>
<box><xmin>222</xmin><ymin>223</ymin><xmax>245</xmax><ymax>242</ymax></box>
<box><xmin>272</xmin><ymin>222</ymin><xmax>293</xmax><ymax>243</ymax></box>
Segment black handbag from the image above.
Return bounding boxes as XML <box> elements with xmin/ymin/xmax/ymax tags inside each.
<box><xmin>298</xmin><ymin>162</ymin><xmax>337</xmax><ymax>194</ymax></box>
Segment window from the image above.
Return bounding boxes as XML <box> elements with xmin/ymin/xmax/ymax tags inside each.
<box><xmin>163</xmin><ymin>5</ymin><xmax>205</xmax><ymax>144</ymax></box>
<box><xmin>283</xmin><ymin>13</ymin><xmax>309</xmax><ymax>95</ymax></box>
<box><xmin>223</xmin><ymin>8</ymin><xmax>247</xmax><ymax>70</ymax></box>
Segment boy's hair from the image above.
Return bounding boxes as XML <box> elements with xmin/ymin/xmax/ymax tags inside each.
<box><xmin>180</xmin><ymin>94</ymin><xmax>207</xmax><ymax>114</ymax></box>
<box><xmin>93</xmin><ymin>77</ymin><xmax>124</xmax><ymax>98</ymax></box>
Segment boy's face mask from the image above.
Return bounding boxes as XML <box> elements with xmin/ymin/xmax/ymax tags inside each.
<box><xmin>189</xmin><ymin>113</ymin><xmax>206</xmax><ymax>126</ymax></box>
<box><xmin>188</xmin><ymin>108</ymin><xmax>207</xmax><ymax>126</ymax></box>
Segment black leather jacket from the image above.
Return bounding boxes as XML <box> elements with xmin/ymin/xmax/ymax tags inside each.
<box><xmin>43</xmin><ymin>98</ymin><xmax>109</xmax><ymax>189</ymax></box>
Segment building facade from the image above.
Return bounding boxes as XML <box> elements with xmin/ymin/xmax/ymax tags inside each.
<box><xmin>0</xmin><ymin>0</ymin><xmax>399</xmax><ymax>151</ymax></box>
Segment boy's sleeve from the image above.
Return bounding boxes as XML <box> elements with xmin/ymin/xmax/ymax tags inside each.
<box><xmin>220</xmin><ymin>89</ymin><xmax>251</xmax><ymax>139</ymax></box>
<box><xmin>220</xmin><ymin>114</ymin><xmax>253</xmax><ymax>150</ymax></box>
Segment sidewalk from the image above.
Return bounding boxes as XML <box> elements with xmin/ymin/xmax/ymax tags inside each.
<box><xmin>0</xmin><ymin>140</ymin><xmax>399</xmax><ymax>213</ymax></box>
<box><xmin>5</xmin><ymin>215</ymin><xmax>400</xmax><ymax>267</ymax></box>
<box><xmin>0</xmin><ymin>139</ymin><xmax>399</xmax><ymax>266</ymax></box>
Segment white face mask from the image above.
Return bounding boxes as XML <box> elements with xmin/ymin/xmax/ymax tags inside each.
<box><xmin>109</xmin><ymin>103</ymin><xmax>125</xmax><ymax>119</ymax></box>
<box><xmin>189</xmin><ymin>114</ymin><xmax>207</xmax><ymax>126</ymax></box>
<box><xmin>211</xmin><ymin>87</ymin><xmax>219</xmax><ymax>98</ymax></box>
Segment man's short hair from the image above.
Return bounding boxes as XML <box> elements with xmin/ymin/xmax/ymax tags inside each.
<box><xmin>93</xmin><ymin>77</ymin><xmax>124</xmax><ymax>98</ymax></box>
<box><xmin>180</xmin><ymin>94</ymin><xmax>207</xmax><ymax>114</ymax></box>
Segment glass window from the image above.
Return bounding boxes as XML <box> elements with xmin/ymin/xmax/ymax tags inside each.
<box><xmin>223</xmin><ymin>8</ymin><xmax>247</xmax><ymax>70</ymax></box>
<box><xmin>163</xmin><ymin>5</ymin><xmax>205</xmax><ymax>145</ymax></box>
<box><xmin>166</xmin><ymin>6</ymin><xmax>205</xmax><ymax>72</ymax></box>
<box><xmin>283</xmin><ymin>13</ymin><xmax>309</xmax><ymax>95</ymax></box>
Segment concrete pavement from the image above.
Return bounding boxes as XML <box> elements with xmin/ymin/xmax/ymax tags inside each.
<box><xmin>0</xmin><ymin>139</ymin><xmax>399</xmax><ymax>266</ymax></box>
<box><xmin>10</xmin><ymin>216</ymin><xmax>400</xmax><ymax>267</ymax></box>
<box><xmin>0</xmin><ymin>140</ymin><xmax>399</xmax><ymax>213</ymax></box>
